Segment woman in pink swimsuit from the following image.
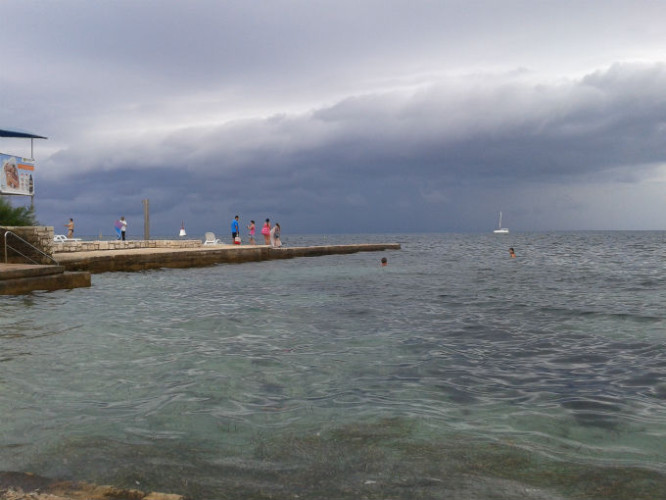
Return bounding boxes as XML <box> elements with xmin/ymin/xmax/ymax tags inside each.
<box><xmin>261</xmin><ymin>218</ymin><xmax>271</xmax><ymax>245</ymax></box>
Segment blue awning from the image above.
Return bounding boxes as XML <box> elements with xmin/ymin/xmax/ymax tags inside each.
<box><xmin>0</xmin><ymin>128</ymin><xmax>47</xmax><ymax>139</ymax></box>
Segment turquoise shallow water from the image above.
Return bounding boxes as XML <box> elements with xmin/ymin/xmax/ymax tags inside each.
<box><xmin>1</xmin><ymin>232</ymin><xmax>665</xmax><ymax>499</ymax></box>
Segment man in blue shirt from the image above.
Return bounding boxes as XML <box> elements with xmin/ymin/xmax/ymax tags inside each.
<box><xmin>231</xmin><ymin>215</ymin><xmax>240</xmax><ymax>244</ymax></box>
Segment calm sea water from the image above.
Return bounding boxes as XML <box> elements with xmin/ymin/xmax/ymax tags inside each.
<box><xmin>1</xmin><ymin>232</ymin><xmax>665</xmax><ymax>499</ymax></box>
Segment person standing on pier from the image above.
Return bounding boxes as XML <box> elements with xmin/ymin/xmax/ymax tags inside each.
<box><xmin>274</xmin><ymin>223</ymin><xmax>281</xmax><ymax>247</ymax></box>
<box><xmin>231</xmin><ymin>215</ymin><xmax>240</xmax><ymax>244</ymax></box>
<box><xmin>261</xmin><ymin>218</ymin><xmax>271</xmax><ymax>245</ymax></box>
<box><xmin>247</xmin><ymin>220</ymin><xmax>256</xmax><ymax>245</ymax></box>
<box><xmin>270</xmin><ymin>223</ymin><xmax>281</xmax><ymax>248</ymax></box>
<box><xmin>65</xmin><ymin>218</ymin><xmax>74</xmax><ymax>239</ymax></box>
<box><xmin>120</xmin><ymin>216</ymin><xmax>127</xmax><ymax>241</ymax></box>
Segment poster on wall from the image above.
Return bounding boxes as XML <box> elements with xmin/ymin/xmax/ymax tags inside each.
<box><xmin>0</xmin><ymin>153</ymin><xmax>35</xmax><ymax>196</ymax></box>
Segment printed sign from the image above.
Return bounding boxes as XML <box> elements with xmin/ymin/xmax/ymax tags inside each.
<box><xmin>0</xmin><ymin>153</ymin><xmax>35</xmax><ymax>196</ymax></box>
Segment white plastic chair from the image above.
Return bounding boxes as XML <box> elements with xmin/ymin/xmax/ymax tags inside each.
<box><xmin>54</xmin><ymin>234</ymin><xmax>82</xmax><ymax>243</ymax></box>
<box><xmin>203</xmin><ymin>232</ymin><xmax>222</xmax><ymax>245</ymax></box>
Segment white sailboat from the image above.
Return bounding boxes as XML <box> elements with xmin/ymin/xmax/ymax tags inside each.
<box><xmin>493</xmin><ymin>211</ymin><xmax>509</xmax><ymax>234</ymax></box>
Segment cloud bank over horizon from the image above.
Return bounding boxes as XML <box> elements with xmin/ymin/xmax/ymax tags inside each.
<box><xmin>2</xmin><ymin>1</ymin><xmax>666</xmax><ymax>236</ymax></box>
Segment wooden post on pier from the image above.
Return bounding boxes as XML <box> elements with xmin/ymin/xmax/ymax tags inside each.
<box><xmin>143</xmin><ymin>199</ymin><xmax>150</xmax><ymax>241</ymax></box>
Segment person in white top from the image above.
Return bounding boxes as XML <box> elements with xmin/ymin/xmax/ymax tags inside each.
<box><xmin>120</xmin><ymin>216</ymin><xmax>127</xmax><ymax>241</ymax></box>
<box><xmin>270</xmin><ymin>223</ymin><xmax>281</xmax><ymax>247</ymax></box>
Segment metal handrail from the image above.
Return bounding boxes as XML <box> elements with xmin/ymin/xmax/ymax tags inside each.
<box><xmin>3</xmin><ymin>230</ymin><xmax>59</xmax><ymax>266</ymax></box>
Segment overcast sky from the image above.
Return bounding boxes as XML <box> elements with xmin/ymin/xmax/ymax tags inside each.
<box><xmin>2</xmin><ymin>0</ymin><xmax>666</xmax><ymax>237</ymax></box>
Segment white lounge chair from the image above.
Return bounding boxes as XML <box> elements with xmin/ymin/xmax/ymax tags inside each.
<box><xmin>54</xmin><ymin>234</ymin><xmax>82</xmax><ymax>243</ymax></box>
<box><xmin>203</xmin><ymin>232</ymin><xmax>222</xmax><ymax>245</ymax></box>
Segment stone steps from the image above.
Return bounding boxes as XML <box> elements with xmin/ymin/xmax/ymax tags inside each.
<box><xmin>0</xmin><ymin>263</ymin><xmax>91</xmax><ymax>295</ymax></box>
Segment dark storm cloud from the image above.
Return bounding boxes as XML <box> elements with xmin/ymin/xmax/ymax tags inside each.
<box><xmin>180</xmin><ymin>62</ymin><xmax>666</xmax><ymax>186</ymax></box>
<box><xmin>31</xmin><ymin>62</ymin><xmax>666</xmax><ymax>235</ymax></box>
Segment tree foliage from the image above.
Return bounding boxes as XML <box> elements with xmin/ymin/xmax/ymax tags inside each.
<box><xmin>0</xmin><ymin>197</ymin><xmax>37</xmax><ymax>226</ymax></box>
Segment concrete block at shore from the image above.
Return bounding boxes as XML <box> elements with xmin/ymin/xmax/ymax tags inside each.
<box><xmin>0</xmin><ymin>268</ymin><xmax>91</xmax><ymax>295</ymax></box>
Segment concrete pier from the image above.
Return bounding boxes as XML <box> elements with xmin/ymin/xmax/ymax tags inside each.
<box><xmin>54</xmin><ymin>243</ymin><xmax>401</xmax><ymax>273</ymax></box>
<box><xmin>0</xmin><ymin>242</ymin><xmax>399</xmax><ymax>294</ymax></box>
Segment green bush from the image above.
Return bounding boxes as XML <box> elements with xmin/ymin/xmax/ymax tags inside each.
<box><xmin>0</xmin><ymin>197</ymin><xmax>37</xmax><ymax>226</ymax></box>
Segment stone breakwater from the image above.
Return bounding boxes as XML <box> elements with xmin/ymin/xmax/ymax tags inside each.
<box><xmin>54</xmin><ymin>243</ymin><xmax>401</xmax><ymax>274</ymax></box>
